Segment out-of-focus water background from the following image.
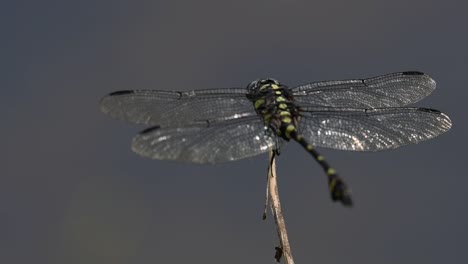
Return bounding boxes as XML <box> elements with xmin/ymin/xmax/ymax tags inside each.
<box><xmin>2</xmin><ymin>1</ymin><xmax>467</xmax><ymax>263</ymax></box>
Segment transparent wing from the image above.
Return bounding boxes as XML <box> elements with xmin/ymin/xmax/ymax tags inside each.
<box><xmin>291</xmin><ymin>72</ymin><xmax>436</xmax><ymax>108</ymax></box>
<box><xmin>99</xmin><ymin>88</ymin><xmax>254</xmax><ymax>126</ymax></box>
<box><xmin>297</xmin><ymin>107</ymin><xmax>452</xmax><ymax>151</ymax></box>
<box><xmin>132</xmin><ymin>115</ymin><xmax>282</xmax><ymax>164</ymax></box>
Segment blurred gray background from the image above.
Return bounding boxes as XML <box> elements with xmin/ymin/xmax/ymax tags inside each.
<box><xmin>2</xmin><ymin>0</ymin><xmax>467</xmax><ymax>263</ymax></box>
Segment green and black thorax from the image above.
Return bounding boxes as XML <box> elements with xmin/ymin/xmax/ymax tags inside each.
<box><xmin>246</xmin><ymin>79</ymin><xmax>300</xmax><ymax>141</ymax></box>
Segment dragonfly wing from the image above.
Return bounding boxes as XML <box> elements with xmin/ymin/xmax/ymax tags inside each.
<box><xmin>297</xmin><ymin>107</ymin><xmax>451</xmax><ymax>151</ymax></box>
<box><xmin>132</xmin><ymin>115</ymin><xmax>281</xmax><ymax>164</ymax></box>
<box><xmin>291</xmin><ymin>72</ymin><xmax>436</xmax><ymax>108</ymax></box>
<box><xmin>99</xmin><ymin>88</ymin><xmax>254</xmax><ymax>126</ymax></box>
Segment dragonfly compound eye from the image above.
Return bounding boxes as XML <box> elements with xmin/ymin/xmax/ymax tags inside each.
<box><xmin>246</xmin><ymin>79</ymin><xmax>261</xmax><ymax>92</ymax></box>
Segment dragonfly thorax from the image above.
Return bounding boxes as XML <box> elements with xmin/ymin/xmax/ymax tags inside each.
<box><xmin>247</xmin><ymin>79</ymin><xmax>299</xmax><ymax>140</ymax></box>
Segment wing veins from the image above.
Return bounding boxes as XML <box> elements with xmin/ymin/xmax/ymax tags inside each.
<box><xmin>291</xmin><ymin>72</ymin><xmax>436</xmax><ymax>108</ymax></box>
<box><xmin>100</xmin><ymin>88</ymin><xmax>253</xmax><ymax>126</ymax></box>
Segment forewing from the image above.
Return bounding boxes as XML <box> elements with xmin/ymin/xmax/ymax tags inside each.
<box><xmin>99</xmin><ymin>88</ymin><xmax>254</xmax><ymax>126</ymax></box>
<box><xmin>291</xmin><ymin>72</ymin><xmax>436</xmax><ymax>108</ymax></box>
<box><xmin>297</xmin><ymin>107</ymin><xmax>451</xmax><ymax>151</ymax></box>
<box><xmin>132</xmin><ymin>115</ymin><xmax>281</xmax><ymax>164</ymax></box>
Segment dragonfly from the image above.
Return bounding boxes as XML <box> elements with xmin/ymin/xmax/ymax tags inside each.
<box><xmin>100</xmin><ymin>71</ymin><xmax>452</xmax><ymax>206</ymax></box>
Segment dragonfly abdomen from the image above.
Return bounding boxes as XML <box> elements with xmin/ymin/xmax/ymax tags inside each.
<box><xmin>288</xmin><ymin>129</ymin><xmax>353</xmax><ymax>206</ymax></box>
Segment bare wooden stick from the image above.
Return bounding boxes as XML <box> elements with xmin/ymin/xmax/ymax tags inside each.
<box><xmin>268</xmin><ymin>150</ymin><xmax>294</xmax><ymax>264</ymax></box>
<box><xmin>262</xmin><ymin>151</ymin><xmax>275</xmax><ymax>220</ymax></box>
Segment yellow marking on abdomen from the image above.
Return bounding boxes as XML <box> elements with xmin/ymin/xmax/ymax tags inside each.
<box><xmin>285</xmin><ymin>124</ymin><xmax>296</xmax><ymax>139</ymax></box>
<box><xmin>279</xmin><ymin>111</ymin><xmax>291</xmax><ymax>116</ymax></box>
<box><xmin>271</xmin><ymin>84</ymin><xmax>280</xmax><ymax>89</ymax></box>
<box><xmin>276</xmin><ymin>96</ymin><xmax>286</xmax><ymax>102</ymax></box>
<box><xmin>279</xmin><ymin>103</ymin><xmax>287</xmax><ymax>109</ymax></box>
<box><xmin>317</xmin><ymin>155</ymin><xmax>324</xmax><ymax>161</ymax></box>
<box><xmin>281</xmin><ymin>116</ymin><xmax>292</xmax><ymax>123</ymax></box>
<box><xmin>329</xmin><ymin>178</ymin><xmax>337</xmax><ymax>191</ymax></box>
<box><xmin>327</xmin><ymin>168</ymin><xmax>336</xmax><ymax>175</ymax></box>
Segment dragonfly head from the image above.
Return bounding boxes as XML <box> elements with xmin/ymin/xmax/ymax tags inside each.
<box><xmin>246</xmin><ymin>78</ymin><xmax>280</xmax><ymax>93</ymax></box>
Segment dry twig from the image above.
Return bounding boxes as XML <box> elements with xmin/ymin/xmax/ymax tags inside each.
<box><xmin>266</xmin><ymin>150</ymin><xmax>294</xmax><ymax>264</ymax></box>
